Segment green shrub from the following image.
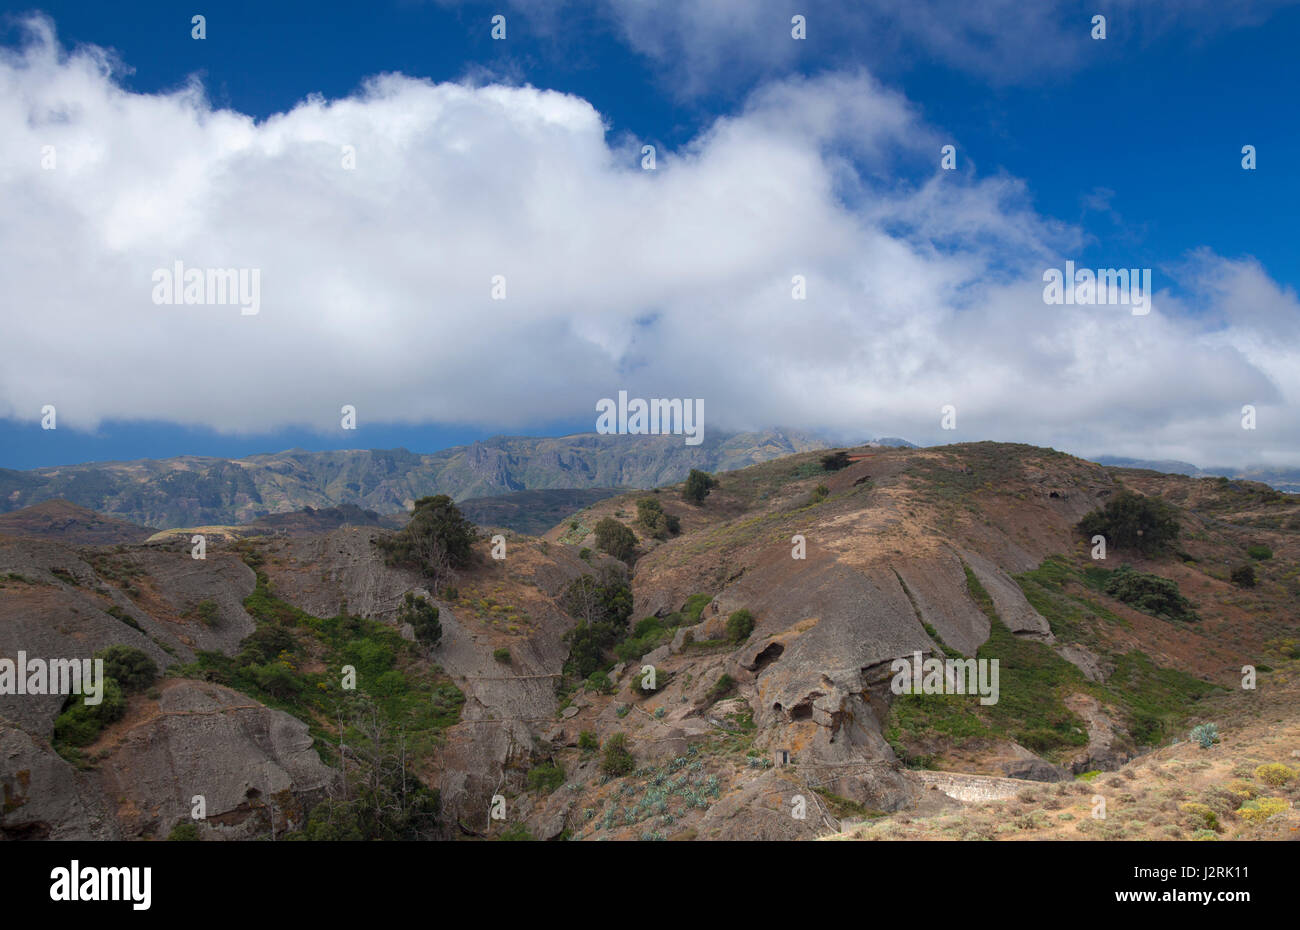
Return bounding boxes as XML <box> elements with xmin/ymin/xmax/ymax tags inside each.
<box><xmin>248</xmin><ymin>660</ymin><xmax>302</xmax><ymax>699</ymax></box>
<box><xmin>1230</xmin><ymin>564</ymin><xmax>1257</xmax><ymax>587</ymax></box>
<box><xmin>497</xmin><ymin>822</ymin><xmax>535</xmax><ymax>841</ymax></box>
<box><xmin>526</xmin><ymin>761</ymin><xmax>565</xmax><ymax>794</ymax></box>
<box><xmin>1077</xmin><ymin>491</ymin><xmax>1181</xmax><ymax>554</ymax></box>
<box><xmin>726</xmin><ymin>609</ymin><xmax>755</xmax><ymax>643</ymax></box>
<box><xmin>594</xmin><ymin>517</ymin><xmax>637</xmax><ymax>561</ymax></box>
<box><xmin>397</xmin><ymin>592</ymin><xmax>442</xmax><ymax>649</ymax></box>
<box><xmin>600</xmin><ymin>732</ymin><xmax>636</xmax><ymax>776</ymax></box>
<box><xmin>493</xmin><ymin>647</ymin><xmax>511</xmax><ymax>664</ymax></box>
<box><xmin>635</xmin><ymin>498</ymin><xmax>679</xmax><ymax>540</ymax></box>
<box><xmin>166</xmin><ymin>822</ymin><xmax>201</xmax><ymax>841</ymax></box>
<box><xmin>1104</xmin><ymin>565</ymin><xmax>1198</xmax><ymax>622</ymax></box>
<box><xmin>820</xmin><ymin>451</ymin><xmax>852</xmax><ymax>471</ymax></box>
<box><xmin>194</xmin><ymin>600</ymin><xmax>220</xmax><ymax>628</ymax></box>
<box><xmin>629</xmin><ymin>667</ymin><xmax>668</xmax><ymax>696</ymax></box>
<box><xmin>585</xmin><ymin>670</ymin><xmax>613</xmax><ymax>694</ymax></box>
<box><xmin>682</xmin><ymin>594</ymin><xmax>712</xmax><ymax>624</ymax></box>
<box><xmin>1181</xmin><ymin>802</ymin><xmax>1219</xmax><ymax>832</ymax></box>
<box><xmin>95</xmin><ymin>645</ymin><xmax>158</xmax><ymax>693</ymax></box>
<box><xmin>1236</xmin><ymin>797</ymin><xmax>1289</xmax><ymax>824</ymax></box>
<box><xmin>53</xmin><ymin>679</ymin><xmax>127</xmax><ymax>747</ymax></box>
<box><xmin>810</xmin><ymin>484</ymin><xmax>829</xmax><ymax>504</ymax></box>
<box><xmin>1246</xmin><ymin>544</ymin><xmax>1273</xmax><ymax>560</ymax></box>
<box><xmin>578</xmin><ymin>731</ymin><xmax>600</xmax><ymax>752</ymax></box>
<box><xmin>705</xmin><ymin>674</ymin><xmax>736</xmax><ymax>704</ymax></box>
<box><xmin>682</xmin><ymin>469</ymin><xmax>718</xmax><ymax>505</ymax></box>
<box><xmin>560</xmin><ymin>567</ymin><xmax>634</xmax><ymax>681</ymax></box>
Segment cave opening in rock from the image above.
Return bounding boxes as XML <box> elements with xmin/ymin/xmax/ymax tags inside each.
<box><xmin>749</xmin><ymin>641</ymin><xmax>785</xmax><ymax>673</ymax></box>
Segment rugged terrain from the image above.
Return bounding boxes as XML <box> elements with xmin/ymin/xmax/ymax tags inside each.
<box><xmin>0</xmin><ymin>430</ymin><xmax>834</xmax><ymax>528</ymax></box>
<box><xmin>2</xmin><ymin>441</ymin><xmax>1297</xmax><ymax>841</ymax></box>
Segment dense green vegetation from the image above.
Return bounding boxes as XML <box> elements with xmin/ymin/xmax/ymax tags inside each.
<box><xmin>887</xmin><ymin>558</ymin><xmax>1220</xmax><ymax>766</ymax></box>
<box><xmin>374</xmin><ymin>494</ymin><xmax>475</xmax><ymax>581</ymax></box>
<box><xmin>635</xmin><ymin>497</ymin><xmax>680</xmax><ymax>539</ymax></box>
<box><xmin>174</xmin><ymin>549</ymin><xmax>464</xmax><ymax>838</ymax></box>
<box><xmin>396</xmin><ymin>592</ymin><xmax>442</xmax><ymax>649</ymax></box>
<box><xmin>560</xmin><ymin>567</ymin><xmax>635</xmax><ymax>681</ymax></box>
<box><xmin>682</xmin><ymin>469</ymin><xmax>718</xmax><ymax>505</ymax></box>
<box><xmin>725</xmin><ymin>608</ymin><xmax>755</xmax><ymax>643</ymax></box>
<box><xmin>53</xmin><ymin>645</ymin><xmax>157</xmax><ymax>754</ymax></box>
<box><xmin>600</xmin><ymin>732</ymin><xmax>636</xmax><ymax>776</ymax></box>
<box><xmin>1077</xmin><ymin>491</ymin><xmax>1181</xmax><ymax>555</ymax></box>
<box><xmin>1015</xmin><ymin>555</ymin><xmax>1125</xmax><ymax>643</ymax></box>
<box><xmin>526</xmin><ymin>761</ymin><xmax>565</xmax><ymax>794</ymax></box>
<box><xmin>820</xmin><ymin>450</ymin><xmax>852</xmax><ymax>471</ymax></box>
<box><xmin>594</xmin><ymin>516</ymin><xmax>637</xmax><ymax>561</ymax></box>
<box><xmin>1102</xmin><ymin>565</ymin><xmax>1199</xmax><ymax>622</ymax></box>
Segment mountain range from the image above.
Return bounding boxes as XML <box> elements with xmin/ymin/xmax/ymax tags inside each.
<box><xmin>1</xmin><ymin>432</ymin><xmax>1293</xmax><ymax>535</ymax></box>
<box><xmin>0</xmin><ymin>430</ymin><xmax>844</xmax><ymax>529</ymax></box>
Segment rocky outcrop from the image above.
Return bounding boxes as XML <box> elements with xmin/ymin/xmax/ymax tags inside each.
<box><xmin>693</xmin><ymin>769</ymin><xmax>839</xmax><ymax>840</ymax></box>
<box><xmin>0</xmin><ymin>720</ymin><xmax>118</xmax><ymax>839</ymax></box>
<box><xmin>95</xmin><ymin>680</ymin><xmax>338</xmax><ymax>839</ymax></box>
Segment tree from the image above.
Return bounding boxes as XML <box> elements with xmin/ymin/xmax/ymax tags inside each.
<box><xmin>1077</xmin><ymin>491</ymin><xmax>1180</xmax><ymax>555</ymax></box>
<box><xmin>594</xmin><ymin>516</ymin><xmax>637</xmax><ymax>561</ymax></box>
<box><xmin>290</xmin><ymin>696</ymin><xmax>441</xmax><ymax>841</ymax></box>
<box><xmin>635</xmin><ymin>498</ymin><xmax>679</xmax><ymax>540</ymax></box>
<box><xmin>1230</xmin><ymin>564</ymin><xmax>1257</xmax><ymax>588</ymax></box>
<box><xmin>561</xmin><ymin>567</ymin><xmax>633</xmax><ymax>680</ymax></box>
<box><xmin>397</xmin><ymin>592</ymin><xmax>441</xmax><ymax>650</ymax></box>
<box><xmin>375</xmin><ymin>495</ymin><xmax>475</xmax><ymax>587</ymax></box>
<box><xmin>821</xmin><ymin>451</ymin><xmax>852</xmax><ymax>471</ymax></box>
<box><xmin>683</xmin><ymin>469</ymin><xmax>718</xmax><ymax>505</ymax></box>
<box><xmin>95</xmin><ymin>645</ymin><xmax>157</xmax><ymax>693</ymax></box>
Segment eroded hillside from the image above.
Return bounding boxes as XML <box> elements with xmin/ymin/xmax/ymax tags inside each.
<box><xmin>2</xmin><ymin>442</ymin><xmax>1296</xmax><ymax>840</ymax></box>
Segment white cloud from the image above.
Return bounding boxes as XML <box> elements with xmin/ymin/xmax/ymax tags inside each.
<box><xmin>579</xmin><ymin>0</ymin><xmax>1295</xmax><ymax>91</ymax></box>
<box><xmin>1</xmin><ymin>16</ymin><xmax>1296</xmax><ymax>466</ymax></box>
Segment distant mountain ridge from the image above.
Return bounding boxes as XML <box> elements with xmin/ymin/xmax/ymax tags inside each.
<box><xmin>0</xmin><ymin>499</ymin><xmax>154</xmax><ymax>544</ymax></box>
<box><xmin>1093</xmin><ymin>456</ymin><xmax>1300</xmax><ymax>494</ymax></box>
<box><xmin>0</xmin><ymin>430</ymin><xmax>835</xmax><ymax>529</ymax></box>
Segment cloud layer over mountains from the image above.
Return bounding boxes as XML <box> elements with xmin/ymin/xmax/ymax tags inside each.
<box><xmin>2</xmin><ymin>15</ymin><xmax>1297</xmax><ymax>466</ymax></box>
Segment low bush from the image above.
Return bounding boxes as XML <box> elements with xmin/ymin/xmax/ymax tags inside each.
<box><xmin>600</xmin><ymin>732</ymin><xmax>636</xmax><ymax>776</ymax></box>
<box><xmin>726</xmin><ymin>609</ymin><xmax>755</xmax><ymax>643</ymax></box>
<box><xmin>526</xmin><ymin>761</ymin><xmax>565</xmax><ymax>794</ymax></box>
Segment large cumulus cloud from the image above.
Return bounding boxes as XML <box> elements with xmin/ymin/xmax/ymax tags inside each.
<box><xmin>0</xmin><ymin>16</ymin><xmax>1295</xmax><ymax>466</ymax></box>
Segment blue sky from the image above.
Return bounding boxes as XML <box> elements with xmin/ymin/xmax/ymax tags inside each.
<box><xmin>1</xmin><ymin>0</ymin><xmax>1297</xmax><ymax>469</ymax></box>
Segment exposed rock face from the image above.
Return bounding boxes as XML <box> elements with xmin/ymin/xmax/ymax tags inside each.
<box><xmin>693</xmin><ymin>769</ymin><xmax>840</xmax><ymax>840</ymax></box>
<box><xmin>94</xmin><ymin>680</ymin><xmax>339</xmax><ymax>839</ymax></box>
<box><xmin>3</xmin><ymin>440</ymin><xmax>1267</xmax><ymax>841</ymax></box>
<box><xmin>0</xmin><ymin>721</ymin><xmax>118</xmax><ymax>839</ymax></box>
<box><xmin>260</xmin><ymin>529</ymin><xmax>599</xmax><ymax>833</ymax></box>
<box><xmin>1064</xmin><ymin>693</ymin><xmax>1131</xmax><ymax>773</ymax></box>
<box><xmin>894</xmin><ymin>554</ymin><xmax>990</xmax><ymax>656</ymax></box>
<box><xmin>958</xmin><ymin>549</ymin><xmax>1053</xmax><ymax>640</ymax></box>
<box><xmin>1056</xmin><ymin>643</ymin><xmax>1108</xmax><ymax>682</ymax></box>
